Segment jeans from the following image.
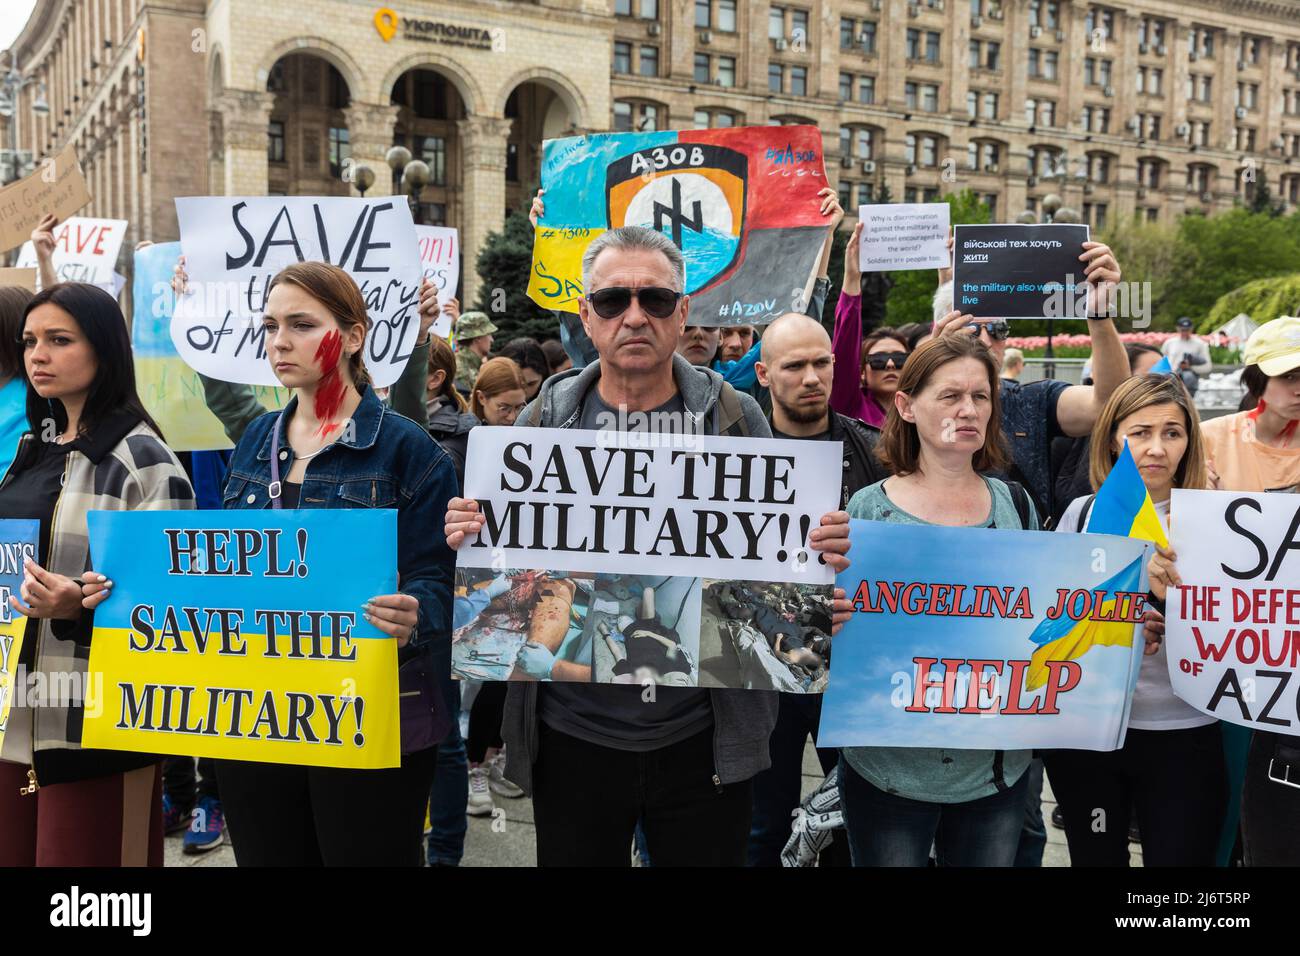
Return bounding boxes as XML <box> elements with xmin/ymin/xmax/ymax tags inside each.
<box><xmin>426</xmin><ymin>671</ymin><xmax>468</xmax><ymax>866</ymax></box>
<box><xmin>1242</xmin><ymin>730</ymin><xmax>1300</xmax><ymax>866</ymax></box>
<box><xmin>162</xmin><ymin>755</ymin><xmax>220</xmax><ymax>811</ymax></box>
<box><xmin>1013</xmin><ymin>758</ymin><xmax>1046</xmax><ymax>867</ymax></box>
<box><xmin>748</xmin><ymin>693</ymin><xmax>841</xmax><ymax>867</ymax></box>
<box><xmin>839</xmin><ymin>756</ymin><xmax>1029</xmax><ymax>867</ymax></box>
<box><xmin>531</xmin><ymin>723</ymin><xmax>752</xmax><ymax>866</ymax></box>
<box><xmin>1044</xmin><ymin>724</ymin><xmax>1226</xmax><ymax>866</ymax></box>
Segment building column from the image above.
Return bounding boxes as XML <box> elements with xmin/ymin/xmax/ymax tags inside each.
<box><xmin>341</xmin><ymin>102</ymin><xmax>400</xmax><ymax>198</ymax></box>
<box><xmin>457</xmin><ymin>115</ymin><xmax>513</xmax><ymax>308</ymax></box>
<box><xmin>213</xmin><ymin>89</ymin><xmax>276</xmax><ymax>195</ymax></box>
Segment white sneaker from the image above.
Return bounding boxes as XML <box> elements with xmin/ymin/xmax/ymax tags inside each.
<box><xmin>487</xmin><ymin>751</ymin><xmax>524</xmax><ymax>799</ymax></box>
<box><xmin>467</xmin><ymin>766</ymin><xmax>495</xmax><ymax>817</ymax></box>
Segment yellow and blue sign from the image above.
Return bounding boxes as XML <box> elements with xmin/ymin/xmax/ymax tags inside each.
<box><xmin>82</xmin><ymin>510</ymin><xmax>401</xmax><ymax>769</ymax></box>
<box><xmin>0</xmin><ymin>519</ymin><xmax>37</xmax><ymax>753</ymax></box>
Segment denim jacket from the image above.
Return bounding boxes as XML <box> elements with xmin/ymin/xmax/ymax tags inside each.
<box><xmin>221</xmin><ymin>385</ymin><xmax>457</xmax><ymax>655</ymax></box>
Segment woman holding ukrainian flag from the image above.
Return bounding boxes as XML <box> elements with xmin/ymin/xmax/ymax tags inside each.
<box><xmin>1044</xmin><ymin>373</ymin><xmax>1225</xmax><ymax>866</ymax></box>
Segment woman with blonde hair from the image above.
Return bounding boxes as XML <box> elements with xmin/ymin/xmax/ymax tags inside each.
<box><xmin>1046</xmin><ymin>373</ymin><xmax>1224</xmax><ymax>867</ymax></box>
<box><xmin>471</xmin><ymin>357</ymin><xmax>528</xmax><ymax>427</ymax></box>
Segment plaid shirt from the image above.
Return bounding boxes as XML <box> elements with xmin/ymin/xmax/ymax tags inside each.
<box><xmin>0</xmin><ymin>412</ymin><xmax>194</xmax><ymax>781</ymax></box>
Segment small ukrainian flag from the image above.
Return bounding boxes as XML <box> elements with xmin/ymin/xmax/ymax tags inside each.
<box><xmin>1149</xmin><ymin>354</ymin><xmax>1173</xmax><ymax>375</ymax></box>
<box><xmin>1085</xmin><ymin>440</ymin><xmax>1168</xmax><ymax>548</ymax></box>
<box><xmin>1024</xmin><ymin>555</ymin><xmax>1144</xmax><ymax>692</ymax></box>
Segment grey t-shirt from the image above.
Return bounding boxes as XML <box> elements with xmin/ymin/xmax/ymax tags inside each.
<box><xmin>537</xmin><ymin>386</ymin><xmax>715</xmax><ymax>752</ymax></box>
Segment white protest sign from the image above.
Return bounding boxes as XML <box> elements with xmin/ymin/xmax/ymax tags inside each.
<box><xmin>858</xmin><ymin>203</ymin><xmax>950</xmax><ymax>272</ymax></box>
<box><xmin>414</xmin><ymin>225</ymin><xmax>459</xmax><ymax>339</ymax></box>
<box><xmin>16</xmin><ymin>217</ymin><xmax>128</xmax><ymax>292</ymax></box>
<box><xmin>1166</xmin><ymin>489</ymin><xmax>1300</xmax><ymax>732</ymax></box>
<box><xmin>172</xmin><ymin>196</ymin><xmax>422</xmax><ymax>388</ymax></box>
<box><xmin>459</xmin><ymin>428</ymin><xmax>842</xmax><ymax>585</ymax></box>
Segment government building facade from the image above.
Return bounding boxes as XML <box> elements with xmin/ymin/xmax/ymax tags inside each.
<box><xmin>7</xmin><ymin>0</ymin><xmax>1300</xmax><ymax>302</ymax></box>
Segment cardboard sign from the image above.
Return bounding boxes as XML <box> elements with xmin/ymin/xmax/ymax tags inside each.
<box><xmin>0</xmin><ymin>146</ymin><xmax>92</xmax><ymax>253</ymax></box>
<box><xmin>1166</xmin><ymin>490</ymin><xmax>1300</xmax><ymax>733</ymax></box>
<box><xmin>172</xmin><ymin>196</ymin><xmax>423</xmax><ymax>388</ymax></box>
<box><xmin>820</xmin><ymin>521</ymin><xmax>1151</xmax><ymax>751</ymax></box>
<box><xmin>452</xmin><ymin>428</ymin><xmax>843</xmax><ymax>692</ymax></box>
<box><xmin>16</xmin><ymin>216</ymin><xmax>128</xmax><ymax>292</ymax></box>
<box><xmin>858</xmin><ymin>203</ymin><xmax>950</xmax><ymax>272</ymax></box>
<box><xmin>952</xmin><ymin>223</ymin><xmax>1090</xmax><ymax>319</ymax></box>
<box><xmin>0</xmin><ymin>268</ymin><xmax>37</xmax><ymax>291</ymax></box>
<box><xmin>529</xmin><ymin>126</ymin><xmax>831</xmax><ymax>326</ymax></box>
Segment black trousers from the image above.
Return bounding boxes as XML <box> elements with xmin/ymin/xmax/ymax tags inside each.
<box><xmin>162</xmin><ymin>756</ymin><xmax>219</xmax><ymax>809</ymax></box>
<box><xmin>1044</xmin><ymin>724</ymin><xmax>1226</xmax><ymax>867</ymax></box>
<box><xmin>466</xmin><ymin>682</ymin><xmax>507</xmax><ymax>764</ymax></box>
<box><xmin>532</xmin><ymin>723</ymin><xmax>752</xmax><ymax>867</ymax></box>
<box><xmin>215</xmin><ymin>747</ymin><xmax>438</xmax><ymax>866</ymax></box>
<box><xmin>1242</xmin><ymin>730</ymin><xmax>1300</xmax><ymax>866</ymax></box>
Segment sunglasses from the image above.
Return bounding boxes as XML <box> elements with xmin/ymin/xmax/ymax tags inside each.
<box><xmin>587</xmin><ymin>287</ymin><xmax>682</xmax><ymax>320</ymax></box>
<box><xmin>964</xmin><ymin>320</ymin><xmax>1011</xmax><ymax>342</ymax></box>
<box><xmin>866</xmin><ymin>352</ymin><xmax>908</xmax><ymax>371</ymax></box>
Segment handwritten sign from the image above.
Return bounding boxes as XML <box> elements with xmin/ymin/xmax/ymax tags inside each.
<box><xmin>0</xmin><ymin>146</ymin><xmax>92</xmax><ymax>253</ymax></box>
<box><xmin>414</xmin><ymin>225</ymin><xmax>459</xmax><ymax>338</ymax></box>
<box><xmin>172</xmin><ymin>196</ymin><xmax>423</xmax><ymax>388</ymax></box>
<box><xmin>858</xmin><ymin>203</ymin><xmax>950</xmax><ymax>272</ymax></box>
<box><xmin>530</xmin><ymin>126</ymin><xmax>830</xmax><ymax>326</ymax></box>
<box><xmin>1166</xmin><ymin>490</ymin><xmax>1300</xmax><ymax>732</ymax></box>
<box><xmin>17</xmin><ymin>216</ymin><xmax>128</xmax><ymax>292</ymax></box>
<box><xmin>0</xmin><ymin>268</ymin><xmax>37</xmax><ymax>291</ymax></box>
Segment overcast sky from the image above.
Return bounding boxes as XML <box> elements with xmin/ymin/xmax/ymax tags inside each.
<box><xmin>0</xmin><ymin>1</ymin><xmax>38</xmax><ymax>54</ymax></box>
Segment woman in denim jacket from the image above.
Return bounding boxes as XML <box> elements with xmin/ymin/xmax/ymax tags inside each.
<box><xmin>85</xmin><ymin>262</ymin><xmax>458</xmax><ymax>866</ymax></box>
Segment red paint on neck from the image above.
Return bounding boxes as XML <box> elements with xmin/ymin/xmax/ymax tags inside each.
<box><xmin>314</xmin><ymin>330</ymin><xmax>347</xmax><ymax>438</ymax></box>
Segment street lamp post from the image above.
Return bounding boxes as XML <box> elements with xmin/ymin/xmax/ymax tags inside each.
<box><xmin>386</xmin><ymin>145</ymin><xmax>431</xmax><ymax>224</ymax></box>
<box><xmin>1019</xmin><ymin>188</ymin><xmax>1081</xmax><ymax>380</ymax></box>
<box><xmin>0</xmin><ymin>51</ymin><xmax>50</xmax><ymax>185</ymax></box>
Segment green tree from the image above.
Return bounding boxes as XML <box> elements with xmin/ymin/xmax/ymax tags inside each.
<box><xmin>1097</xmin><ymin>216</ymin><xmax>1181</xmax><ymax>330</ymax></box>
<box><xmin>1203</xmin><ymin>273</ymin><xmax>1300</xmax><ymax>331</ymax></box>
<box><xmin>472</xmin><ymin>209</ymin><xmax>558</xmax><ymax>342</ymax></box>
<box><xmin>1163</xmin><ymin>208</ymin><xmax>1300</xmax><ymax>327</ymax></box>
<box><xmin>883</xmin><ymin>188</ymin><xmax>990</xmax><ymax>327</ymax></box>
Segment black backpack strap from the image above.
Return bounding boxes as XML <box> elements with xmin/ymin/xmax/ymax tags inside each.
<box><xmin>1075</xmin><ymin>494</ymin><xmax>1097</xmax><ymax>533</ymax></box>
<box><xmin>1004</xmin><ymin>480</ymin><xmax>1035</xmax><ymax>531</ymax></box>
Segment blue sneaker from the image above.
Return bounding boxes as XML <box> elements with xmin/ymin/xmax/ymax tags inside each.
<box><xmin>161</xmin><ymin>793</ymin><xmax>190</xmax><ymax>835</ymax></box>
<box><xmin>183</xmin><ymin>796</ymin><xmax>225</xmax><ymax>854</ymax></box>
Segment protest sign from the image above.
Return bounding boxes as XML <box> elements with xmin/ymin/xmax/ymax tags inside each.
<box><xmin>132</xmin><ymin>242</ymin><xmax>288</xmax><ymax>452</ymax></box>
<box><xmin>453</xmin><ymin>427</ymin><xmax>842</xmax><ymax>691</ymax></box>
<box><xmin>1166</xmin><ymin>489</ymin><xmax>1300</xmax><ymax>732</ymax></box>
<box><xmin>0</xmin><ymin>268</ymin><xmax>36</xmax><ymax>291</ymax></box>
<box><xmin>172</xmin><ymin>196</ymin><xmax>423</xmax><ymax>388</ymax></box>
<box><xmin>82</xmin><ymin>510</ymin><xmax>401</xmax><ymax>769</ymax></box>
<box><xmin>820</xmin><ymin>521</ymin><xmax>1151</xmax><ymax>750</ymax></box>
<box><xmin>528</xmin><ymin>126</ymin><xmax>830</xmax><ymax>325</ymax></box>
<box><xmin>858</xmin><ymin>203</ymin><xmax>950</xmax><ymax>272</ymax></box>
<box><xmin>415</xmin><ymin>225</ymin><xmax>459</xmax><ymax>338</ymax></box>
<box><xmin>0</xmin><ymin>520</ymin><xmax>38</xmax><ymax>753</ymax></box>
<box><xmin>952</xmin><ymin>223</ymin><xmax>1090</xmax><ymax>319</ymax></box>
<box><xmin>16</xmin><ymin>216</ymin><xmax>127</xmax><ymax>292</ymax></box>
<box><xmin>0</xmin><ymin>146</ymin><xmax>92</xmax><ymax>253</ymax></box>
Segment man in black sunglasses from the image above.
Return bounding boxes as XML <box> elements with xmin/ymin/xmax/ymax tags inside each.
<box><xmin>442</xmin><ymin>225</ymin><xmax>854</xmax><ymax>867</ymax></box>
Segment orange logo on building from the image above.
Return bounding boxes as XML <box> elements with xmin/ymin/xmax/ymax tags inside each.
<box><xmin>374</xmin><ymin>8</ymin><xmax>399</xmax><ymax>42</ymax></box>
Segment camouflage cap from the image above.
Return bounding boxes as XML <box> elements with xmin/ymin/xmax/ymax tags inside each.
<box><xmin>457</xmin><ymin>311</ymin><xmax>498</xmax><ymax>339</ymax></box>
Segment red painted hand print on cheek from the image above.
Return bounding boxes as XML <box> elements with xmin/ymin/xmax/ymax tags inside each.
<box><xmin>314</xmin><ymin>329</ymin><xmax>346</xmax><ymax>438</ymax></box>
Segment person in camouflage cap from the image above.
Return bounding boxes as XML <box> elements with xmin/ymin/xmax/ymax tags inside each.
<box><xmin>455</xmin><ymin>311</ymin><xmax>498</xmax><ymax>392</ymax></box>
